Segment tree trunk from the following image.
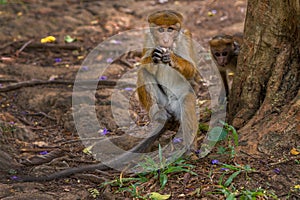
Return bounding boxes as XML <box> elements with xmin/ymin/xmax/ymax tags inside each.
<box><xmin>228</xmin><ymin>0</ymin><xmax>300</xmax><ymax>156</ymax></box>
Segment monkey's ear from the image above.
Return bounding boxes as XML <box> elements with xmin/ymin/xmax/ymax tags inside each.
<box><xmin>233</xmin><ymin>41</ymin><xmax>241</xmax><ymax>55</ymax></box>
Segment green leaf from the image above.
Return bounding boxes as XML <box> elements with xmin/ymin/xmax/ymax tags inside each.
<box><xmin>158</xmin><ymin>144</ymin><xmax>163</xmax><ymax>164</ymax></box>
<box><xmin>164</xmin><ymin>166</ymin><xmax>196</xmax><ymax>175</ymax></box>
<box><xmin>226</xmin><ymin>193</ymin><xmax>236</xmax><ymax>200</ymax></box>
<box><xmin>160</xmin><ymin>173</ymin><xmax>168</xmax><ymax>189</ymax></box>
<box><xmin>231</xmin><ymin>127</ymin><xmax>239</xmax><ymax>146</ymax></box>
<box><xmin>217</xmin><ymin>146</ymin><xmax>227</xmax><ymax>154</ymax></box>
<box><xmin>218</xmin><ymin>172</ymin><xmax>226</xmax><ymax>185</ymax></box>
<box><xmin>64</xmin><ymin>35</ymin><xmax>76</xmax><ymax>43</ymax></box>
<box><xmin>199</xmin><ymin>123</ymin><xmax>209</xmax><ymax>131</ymax></box>
<box><xmin>224</xmin><ymin>170</ymin><xmax>241</xmax><ymax>187</ymax></box>
<box><xmin>220</xmin><ymin>164</ymin><xmax>240</xmax><ymax>171</ymax></box>
<box><xmin>207</xmin><ymin>126</ymin><xmax>228</xmax><ymax>141</ymax></box>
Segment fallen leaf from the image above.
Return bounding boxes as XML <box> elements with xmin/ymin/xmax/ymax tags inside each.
<box><xmin>83</xmin><ymin>145</ymin><xmax>93</xmax><ymax>155</ymax></box>
<box><xmin>149</xmin><ymin>192</ymin><xmax>171</xmax><ymax>200</ymax></box>
<box><xmin>64</xmin><ymin>35</ymin><xmax>76</xmax><ymax>43</ymax></box>
<box><xmin>290</xmin><ymin>147</ymin><xmax>300</xmax><ymax>155</ymax></box>
<box><xmin>41</xmin><ymin>36</ymin><xmax>56</xmax><ymax>43</ymax></box>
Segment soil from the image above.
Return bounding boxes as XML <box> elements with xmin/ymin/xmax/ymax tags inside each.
<box><xmin>0</xmin><ymin>0</ymin><xmax>299</xmax><ymax>199</ymax></box>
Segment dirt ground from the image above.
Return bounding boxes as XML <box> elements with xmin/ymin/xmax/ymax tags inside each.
<box><xmin>0</xmin><ymin>0</ymin><xmax>299</xmax><ymax>199</ymax></box>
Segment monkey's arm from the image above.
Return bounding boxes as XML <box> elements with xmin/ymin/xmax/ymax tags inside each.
<box><xmin>170</xmin><ymin>53</ymin><xmax>195</xmax><ymax>80</ymax></box>
<box><xmin>141</xmin><ymin>50</ymin><xmax>195</xmax><ymax>80</ymax></box>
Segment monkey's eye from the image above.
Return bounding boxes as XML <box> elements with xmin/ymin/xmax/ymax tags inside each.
<box><xmin>222</xmin><ymin>52</ymin><xmax>228</xmax><ymax>56</ymax></box>
<box><xmin>167</xmin><ymin>27</ymin><xmax>174</xmax><ymax>32</ymax></box>
<box><xmin>215</xmin><ymin>52</ymin><xmax>221</xmax><ymax>57</ymax></box>
<box><xmin>158</xmin><ymin>27</ymin><xmax>164</xmax><ymax>33</ymax></box>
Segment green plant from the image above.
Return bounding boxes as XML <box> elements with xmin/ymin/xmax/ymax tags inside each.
<box><xmin>217</xmin><ymin>163</ymin><xmax>254</xmax><ymax>187</ymax></box>
<box><xmin>210</xmin><ymin>162</ymin><xmax>278</xmax><ymax>199</ymax></box>
<box><xmin>88</xmin><ymin>188</ymin><xmax>100</xmax><ymax>198</ymax></box>
<box><xmin>137</xmin><ymin>144</ymin><xmax>197</xmax><ymax>189</ymax></box>
<box><xmin>102</xmin><ymin>176</ymin><xmax>148</xmax><ymax>188</ymax></box>
<box><xmin>239</xmin><ymin>188</ymin><xmax>278</xmax><ymax>200</ymax></box>
<box><xmin>207</xmin><ymin>121</ymin><xmax>238</xmax><ymax>158</ymax></box>
<box><xmin>214</xmin><ymin>185</ymin><xmax>278</xmax><ymax>200</ymax></box>
<box><xmin>119</xmin><ymin>184</ymin><xmax>146</xmax><ymax>199</ymax></box>
<box><xmin>101</xmin><ymin>144</ymin><xmax>196</xmax><ymax>199</ymax></box>
<box><xmin>199</xmin><ymin>122</ymin><xmax>209</xmax><ymax>132</ymax></box>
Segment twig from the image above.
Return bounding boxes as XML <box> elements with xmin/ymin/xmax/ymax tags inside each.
<box><xmin>269</xmin><ymin>155</ymin><xmax>300</xmax><ymax>166</ymax></box>
<box><xmin>0</xmin><ymin>79</ymin><xmax>18</xmax><ymax>83</ymax></box>
<box><xmin>15</xmin><ymin>40</ymin><xmax>33</xmax><ymax>56</ymax></box>
<box><xmin>25</xmin><ymin>43</ymin><xmax>82</xmax><ymax>51</ymax></box>
<box><xmin>74</xmin><ymin>173</ymin><xmax>108</xmax><ymax>183</ymax></box>
<box><xmin>0</xmin><ymin>41</ymin><xmax>18</xmax><ymax>50</ymax></box>
<box><xmin>0</xmin><ymin>79</ymin><xmax>134</xmax><ymax>92</ymax></box>
<box><xmin>26</xmin><ymin>112</ymin><xmax>56</xmax><ymax>121</ymax></box>
<box><xmin>20</xmin><ymin>148</ymin><xmax>58</xmax><ymax>152</ymax></box>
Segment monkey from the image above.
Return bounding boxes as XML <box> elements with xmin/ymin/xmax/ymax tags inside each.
<box><xmin>209</xmin><ymin>33</ymin><xmax>243</xmax><ymax>100</ymax></box>
<box><xmin>137</xmin><ymin>10</ymin><xmax>198</xmax><ymax>153</ymax></box>
<box><xmin>17</xmin><ymin>10</ymin><xmax>198</xmax><ymax>182</ymax></box>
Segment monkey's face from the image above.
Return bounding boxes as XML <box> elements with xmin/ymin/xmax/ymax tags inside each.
<box><xmin>213</xmin><ymin>49</ymin><xmax>230</xmax><ymax>66</ymax></box>
<box><xmin>151</xmin><ymin>23</ymin><xmax>180</xmax><ymax>48</ymax></box>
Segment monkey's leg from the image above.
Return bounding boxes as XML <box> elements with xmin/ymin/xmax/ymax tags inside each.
<box><xmin>179</xmin><ymin>92</ymin><xmax>198</xmax><ymax>151</ymax></box>
<box><xmin>137</xmin><ymin>67</ymin><xmax>170</xmax><ymax>122</ymax></box>
<box><xmin>219</xmin><ymin>70</ymin><xmax>229</xmax><ymax>103</ymax></box>
<box><xmin>226</xmin><ymin>69</ymin><xmax>234</xmax><ymax>93</ymax></box>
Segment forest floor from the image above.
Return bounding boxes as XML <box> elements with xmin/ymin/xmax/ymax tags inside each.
<box><xmin>0</xmin><ymin>0</ymin><xmax>299</xmax><ymax>199</ymax></box>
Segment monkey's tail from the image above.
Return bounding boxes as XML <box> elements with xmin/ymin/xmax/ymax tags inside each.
<box><xmin>18</xmin><ymin>121</ymin><xmax>168</xmax><ymax>182</ymax></box>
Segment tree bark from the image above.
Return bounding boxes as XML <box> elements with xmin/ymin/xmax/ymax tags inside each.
<box><xmin>228</xmin><ymin>0</ymin><xmax>300</xmax><ymax>156</ymax></box>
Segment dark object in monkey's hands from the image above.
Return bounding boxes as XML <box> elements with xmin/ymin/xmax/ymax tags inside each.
<box><xmin>152</xmin><ymin>46</ymin><xmax>170</xmax><ymax>64</ymax></box>
<box><xmin>162</xmin><ymin>51</ymin><xmax>171</xmax><ymax>63</ymax></box>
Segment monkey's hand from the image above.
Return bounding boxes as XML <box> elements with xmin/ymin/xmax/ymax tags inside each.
<box><xmin>152</xmin><ymin>46</ymin><xmax>165</xmax><ymax>63</ymax></box>
<box><xmin>162</xmin><ymin>51</ymin><xmax>171</xmax><ymax>64</ymax></box>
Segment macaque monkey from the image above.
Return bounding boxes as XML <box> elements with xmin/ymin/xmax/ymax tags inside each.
<box><xmin>209</xmin><ymin>33</ymin><xmax>243</xmax><ymax>99</ymax></box>
<box><xmin>137</xmin><ymin>10</ymin><xmax>198</xmax><ymax>152</ymax></box>
<box><xmin>18</xmin><ymin>10</ymin><xmax>198</xmax><ymax>182</ymax></box>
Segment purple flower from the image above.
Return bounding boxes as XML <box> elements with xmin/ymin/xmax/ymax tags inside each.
<box><xmin>211</xmin><ymin>10</ymin><xmax>217</xmax><ymax>15</ymax></box>
<box><xmin>220</xmin><ymin>168</ymin><xmax>229</xmax><ymax>171</ymax></box>
<box><xmin>173</xmin><ymin>137</ymin><xmax>183</xmax><ymax>144</ymax></box>
<box><xmin>21</xmin><ymin>111</ymin><xmax>28</xmax><ymax>115</ymax></box>
<box><xmin>195</xmin><ymin>149</ymin><xmax>201</xmax><ymax>155</ymax></box>
<box><xmin>100</xmin><ymin>128</ymin><xmax>109</xmax><ymax>135</ymax></box>
<box><xmin>39</xmin><ymin>151</ymin><xmax>48</xmax><ymax>155</ymax></box>
<box><xmin>99</xmin><ymin>76</ymin><xmax>107</xmax><ymax>80</ymax></box>
<box><xmin>274</xmin><ymin>168</ymin><xmax>280</xmax><ymax>174</ymax></box>
<box><xmin>106</xmin><ymin>58</ymin><xmax>113</xmax><ymax>63</ymax></box>
<box><xmin>10</xmin><ymin>176</ymin><xmax>19</xmax><ymax>180</ymax></box>
<box><xmin>82</xmin><ymin>66</ymin><xmax>89</xmax><ymax>71</ymax></box>
<box><xmin>9</xmin><ymin>121</ymin><xmax>15</xmax><ymax>125</ymax></box>
<box><xmin>54</xmin><ymin>58</ymin><xmax>62</xmax><ymax>62</ymax></box>
<box><xmin>211</xmin><ymin>159</ymin><xmax>219</xmax><ymax>165</ymax></box>
<box><xmin>124</xmin><ymin>87</ymin><xmax>133</xmax><ymax>91</ymax></box>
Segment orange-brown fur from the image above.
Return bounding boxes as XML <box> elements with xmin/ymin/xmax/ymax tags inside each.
<box><xmin>137</xmin><ymin>10</ymin><xmax>198</xmax><ymax>151</ymax></box>
<box><xmin>138</xmin><ymin>28</ymin><xmax>196</xmax><ymax>111</ymax></box>
<box><xmin>209</xmin><ymin>33</ymin><xmax>243</xmax><ymax>97</ymax></box>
